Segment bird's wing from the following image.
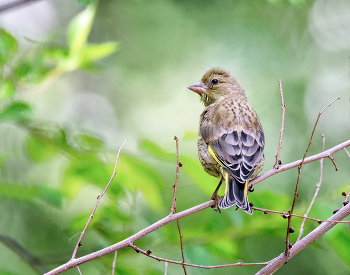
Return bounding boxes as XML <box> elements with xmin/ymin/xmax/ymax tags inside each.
<box><xmin>201</xmin><ymin>125</ymin><xmax>264</xmax><ymax>183</ymax></box>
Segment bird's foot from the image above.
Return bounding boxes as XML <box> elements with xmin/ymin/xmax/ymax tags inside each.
<box><xmin>211</xmin><ymin>193</ymin><xmax>222</xmax><ymax>213</ymax></box>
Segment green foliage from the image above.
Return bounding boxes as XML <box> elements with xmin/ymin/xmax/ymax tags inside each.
<box><xmin>0</xmin><ymin>102</ymin><xmax>33</xmax><ymax>122</ymax></box>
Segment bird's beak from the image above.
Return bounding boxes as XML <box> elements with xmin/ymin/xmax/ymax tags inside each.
<box><xmin>187</xmin><ymin>80</ymin><xmax>208</xmax><ymax>95</ymax></box>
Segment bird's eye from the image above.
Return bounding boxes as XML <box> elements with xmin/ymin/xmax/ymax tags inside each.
<box><xmin>211</xmin><ymin>79</ymin><xmax>219</xmax><ymax>84</ymax></box>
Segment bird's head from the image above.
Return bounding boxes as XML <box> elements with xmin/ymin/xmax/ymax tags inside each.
<box><xmin>187</xmin><ymin>67</ymin><xmax>245</xmax><ymax>106</ymax></box>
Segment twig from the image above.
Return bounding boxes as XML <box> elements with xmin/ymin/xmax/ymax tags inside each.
<box><xmin>71</xmin><ymin>139</ymin><xmax>127</xmax><ymax>259</ymax></box>
<box><xmin>296</xmin><ymin>134</ymin><xmax>325</xmax><ymax>242</ymax></box>
<box><xmin>256</xmin><ymin>202</ymin><xmax>350</xmax><ymax>275</ymax></box>
<box><xmin>274</xmin><ymin>80</ymin><xmax>285</xmax><ymax>169</ymax></box>
<box><xmin>344</xmin><ymin>147</ymin><xmax>350</xmax><ymax>158</ymax></box>
<box><xmin>164</xmin><ymin>262</ymin><xmax>168</xmax><ymax>275</ymax></box>
<box><xmin>171</xmin><ymin>136</ymin><xmax>187</xmax><ymax>274</ymax></box>
<box><xmin>130</xmin><ymin>243</ymin><xmax>269</xmax><ymax>269</ymax></box>
<box><xmin>327</xmin><ymin>155</ymin><xmax>338</xmax><ymax>170</ymax></box>
<box><xmin>0</xmin><ymin>0</ymin><xmax>39</xmax><ymax>13</ymax></box>
<box><xmin>112</xmin><ymin>251</ymin><xmax>117</xmax><ymax>275</ymax></box>
<box><xmin>44</xmin><ymin>139</ymin><xmax>350</xmax><ymax>275</ymax></box>
<box><xmin>285</xmin><ymin>97</ymin><xmax>339</xmax><ymax>255</ymax></box>
<box><xmin>76</xmin><ymin>266</ymin><xmax>82</xmax><ymax>275</ymax></box>
<box><xmin>252</xmin><ymin>207</ymin><xmax>350</xmax><ymax>223</ymax></box>
<box><xmin>344</xmin><ymin>190</ymin><xmax>350</xmax><ymax>205</ymax></box>
<box><xmin>170</xmin><ymin>136</ymin><xmax>181</xmax><ymax>215</ymax></box>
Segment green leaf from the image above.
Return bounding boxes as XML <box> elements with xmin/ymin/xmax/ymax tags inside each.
<box><xmin>0</xmin><ymin>78</ymin><xmax>15</xmax><ymax>99</ymax></box>
<box><xmin>65</xmin><ymin>3</ymin><xmax>97</xmax><ymax>71</ymax></box>
<box><xmin>0</xmin><ymin>29</ymin><xmax>17</xmax><ymax>65</ymax></box>
<box><xmin>181</xmin><ymin>155</ymin><xmax>219</xmax><ymax>195</ymax></box>
<box><xmin>74</xmin><ymin>133</ymin><xmax>106</xmax><ymax>150</ymax></box>
<box><xmin>0</xmin><ymin>101</ymin><xmax>33</xmax><ymax>122</ymax></box>
<box><xmin>25</xmin><ymin>135</ymin><xmax>58</xmax><ymax>162</ymax></box>
<box><xmin>140</xmin><ymin>139</ymin><xmax>176</xmax><ymax>162</ymax></box>
<box><xmin>81</xmin><ymin>42</ymin><xmax>118</xmax><ymax>66</ymax></box>
<box><xmin>37</xmin><ymin>186</ymin><xmax>63</xmax><ymax>207</ymax></box>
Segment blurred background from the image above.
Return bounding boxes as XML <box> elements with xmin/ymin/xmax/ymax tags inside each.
<box><xmin>0</xmin><ymin>0</ymin><xmax>349</xmax><ymax>274</ymax></box>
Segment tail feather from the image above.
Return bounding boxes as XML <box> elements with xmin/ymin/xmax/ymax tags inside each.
<box><xmin>218</xmin><ymin>177</ymin><xmax>252</xmax><ymax>215</ymax></box>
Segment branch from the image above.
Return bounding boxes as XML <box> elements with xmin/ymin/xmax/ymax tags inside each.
<box><xmin>255</xmin><ymin>202</ymin><xmax>350</xmax><ymax>275</ymax></box>
<box><xmin>0</xmin><ymin>0</ymin><xmax>40</xmax><ymax>13</ymax></box>
<box><xmin>248</xmin><ymin>139</ymin><xmax>350</xmax><ymax>188</ymax></box>
<box><xmin>71</xmin><ymin>139</ymin><xmax>127</xmax><ymax>260</ymax></box>
<box><xmin>274</xmin><ymin>80</ymin><xmax>285</xmax><ymax>168</ymax></box>
<box><xmin>44</xmin><ymin>138</ymin><xmax>350</xmax><ymax>275</ymax></box>
<box><xmin>297</xmin><ymin>134</ymin><xmax>325</xmax><ymax>242</ymax></box>
<box><xmin>285</xmin><ymin>97</ymin><xmax>339</xmax><ymax>255</ymax></box>
<box><xmin>130</xmin><ymin>243</ymin><xmax>269</xmax><ymax>269</ymax></box>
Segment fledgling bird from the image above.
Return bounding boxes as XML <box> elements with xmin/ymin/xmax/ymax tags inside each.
<box><xmin>187</xmin><ymin>67</ymin><xmax>265</xmax><ymax>214</ymax></box>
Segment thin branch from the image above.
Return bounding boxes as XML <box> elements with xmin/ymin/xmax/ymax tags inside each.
<box><xmin>256</xmin><ymin>202</ymin><xmax>350</xmax><ymax>275</ymax></box>
<box><xmin>171</xmin><ymin>136</ymin><xmax>187</xmax><ymax>274</ymax></box>
<box><xmin>76</xmin><ymin>266</ymin><xmax>82</xmax><ymax>275</ymax></box>
<box><xmin>164</xmin><ymin>262</ymin><xmax>168</xmax><ymax>275</ymax></box>
<box><xmin>327</xmin><ymin>155</ymin><xmax>338</xmax><ymax>171</ymax></box>
<box><xmin>71</xmin><ymin>139</ymin><xmax>127</xmax><ymax>259</ymax></box>
<box><xmin>170</xmin><ymin>136</ymin><xmax>181</xmax><ymax>215</ymax></box>
<box><xmin>274</xmin><ymin>80</ymin><xmax>285</xmax><ymax>169</ymax></box>
<box><xmin>296</xmin><ymin>134</ymin><xmax>325</xmax><ymax>242</ymax></box>
<box><xmin>0</xmin><ymin>0</ymin><xmax>39</xmax><ymax>13</ymax></box>
<box><xmin>112</xmin><ymin>251</ymin><xmax>117</xmax><ymax>275</ymax></box>
<box><xmin>344</xmin><ymin>147</ymin><xmax>350</xmax><ymax>158</ymax></box>
<box><xmin>130</xmin><ymin>243</ymin><xmax>269</xmax><ymax>269</ymax></box>
<box><xmin>285</xmin><ymin>97</ymin><xmax>339</xmax><ymax>255</ymax></box>
<box><xmin>249</xmin><ymin>140</ymin><xmax>350</xmax><ymax>187</ymax></box>
<box><xmin>252</xmin><ymin>207</ymin><xmax>350</xmax><ymax>223</ymax></box>
<box><xmin>44</xmin><ymin>139</ymin><xmax>350</xmax><ymax>275</ymax></box>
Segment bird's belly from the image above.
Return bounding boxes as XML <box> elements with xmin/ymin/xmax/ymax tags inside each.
<box><xmin>197</xmin><ymin>135</ymin><xmax>221</xmax><ymax>178</ymax></box>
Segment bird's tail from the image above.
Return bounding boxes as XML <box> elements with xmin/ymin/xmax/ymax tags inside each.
<box><xmin>218</xmin><ymin>177</ymin><xmax>253</xmax><ymax>215</ymax></box>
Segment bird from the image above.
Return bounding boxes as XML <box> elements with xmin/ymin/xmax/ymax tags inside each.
<box><xmin>187</xmin><ymin>67</ymin><xmax>265</xmax><ymax>214</ymax></box>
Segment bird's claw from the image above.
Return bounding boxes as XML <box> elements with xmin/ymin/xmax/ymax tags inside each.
<box><xmin>211</xmin><ymin>193</ymin><xmax>222</xmax><ymax>213</ymax></box>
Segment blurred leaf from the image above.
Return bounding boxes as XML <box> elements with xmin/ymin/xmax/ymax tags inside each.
<box><xmin>141</xmin><ymin>139</ymin><xmax>176</xmax><ymax>162</ymax></box>
<box><xmin>329</xmin><ymin>227</ymin><xmax>350</xmax><ymax>266</ymax></box>
<box><xmin>0</xmin><ymin>101</ymin><xmax>33</xmax><ymax>122</ymax></box>
<box><xmin>0</xmin><ymin>183</ymin><xmax>36</xmax><ymax>202</ymax></box>
<box><xmin>37</xmin><ymin>186</ymin><xmax>63</xmax><ymax>207</ymax></box>
<box><xmin>115</xmin><ymin>155</ymin><xmax>165</xmax><ymax>208</ymax></box>
<box><xmin>0</xmin><ymin>78</ymin><xmax>15</xmax><ymax>99</ymax></box>
<box><xmin>181</xmin><ymin>155</ymin><xmax>218</xmax><ymax>195</ymax></box>
<box><xmin>65</xmin><ymin>3</ymin><xmax>97</xmax><ymax>71</ymax></box>
<box><xmin>82</xmin><ymin>42</ymin><xmax>118</xmax><ymax>64</ymax></box>
<box><xmin>25</xmin><ymin>135</ymin><xmax>58</xmax><ymax>162</ymax></box>
<box><xmin>0</xmin><ymin>29</ymin><xmax>17</xmax><ymax>65</ymax></box>
<box><xmin>74</xmin><ymin>133</ymin><xmax>106</xmax><ymax>150</ymax></box>
<box><xmin>64</xmin><ymin>154</ymin><xmax>111</xmax><ymax>197</ymax></box>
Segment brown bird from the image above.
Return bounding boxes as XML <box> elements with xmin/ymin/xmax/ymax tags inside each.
<box><xmin>187</xmin><ymin>67</ymin><xmax>265</xmax><ymax>214</ymax></box>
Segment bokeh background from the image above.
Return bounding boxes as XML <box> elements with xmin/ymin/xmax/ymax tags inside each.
<box><xmin>0</xmin><ymin>0</ymin><xmax>349</xmax><ymax>274</ymax></box>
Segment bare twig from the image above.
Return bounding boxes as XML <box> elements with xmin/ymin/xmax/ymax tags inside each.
<box><xmin>164</xmin><ymin>262</ymin><xmax>168</xmax><ymax>275</ymax></box>
<box><xmin>76</xmin><ymin>266</ymin><xmax>82</xmax><ymax>275</ymax></box>
<box><xmin>256</xmin><ymin>202</ymin><xmax>350</xmax><ymax>275</ymax></box>
<box><xmin>252</xmin><ymin>207</ymin><xmax>350</xmax><ymax>223</ymax></box>
<box><xmin>327</xmin><ymin>155</ymin><xmax>338</xmax><ymax>170</ymax></box>
<box><xmin>71</xmin><ymin>139</ymin><xmax>127</xmax><ymax>259</ymax></box>
<box><xmin>171</xmin><ymin>136</ymin><xmax>187</xmax><ymax>274</ymax></box>
<box><xmin>130</xmin><ymin>243</ymin><xmax>269</xmax><ymax>269</ymax></box>
<box><xmin>0</xmin><ymin>0</ymin><xmax>39</xmax><ymax>13</ymax></box>
<box><xmin>249</xmin><ymin>139</ymin><xmax>350</xmax><ymax>187</ymax></box>
<box><xmin>296</xmin><ymin>134</ymin><xmax>325</xmax><ymax>242</ymax></box>
<box><xmin>344</xmin><ymin>147</ymin><xmax>350</xmax><ymax>158</ymax></box>
<box><xmin>170</xmin><ymin>136</ymin><xmax>181</xmax><ymax>215</ymax></box>
<box><xmin>274</xmin><ymin>80</ymin><xmax>285</xmax><ymax>169</ymax></box>
<box><xmin>44</xmin><ymin>139</ymin><xmax>350</xmax><ymax>275</ymax></box>
<box><xmin>285</xmin><ymin>97</ymin><xmax>339</xmax><ymax>255</ymax></box>
<box><xmin>112</xmin><ymin>251</ymin><xmax>117</xmax><ymax>275</ymax></box>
